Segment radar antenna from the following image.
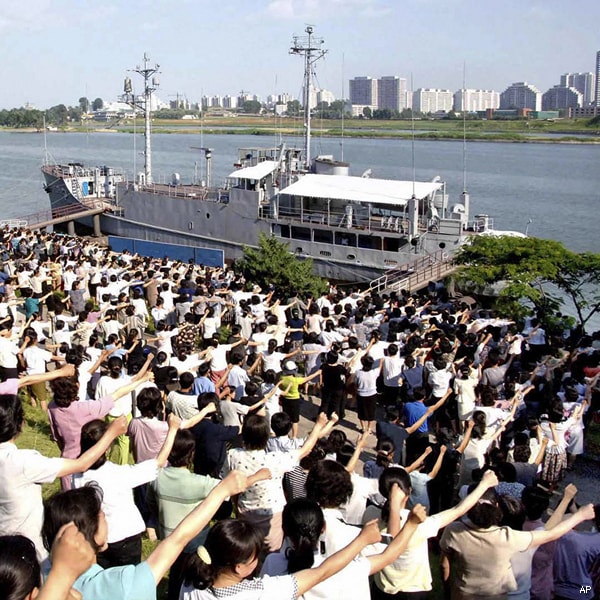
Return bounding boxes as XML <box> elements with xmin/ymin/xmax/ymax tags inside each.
<box><xmin>290</xmin><ymin>25</ymin><xmax>327</xmax><ymax>168</ymax></box>
<box><xmin>122</xmin><ymin>53</ymin><xmax>160</xmax><ymax>184</ymax></box>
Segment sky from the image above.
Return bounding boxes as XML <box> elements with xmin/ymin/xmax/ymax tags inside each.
<box><xmin>0</xmin><ymin>0</ymin><xmax>598</xmax><ymax>109</ymax></box>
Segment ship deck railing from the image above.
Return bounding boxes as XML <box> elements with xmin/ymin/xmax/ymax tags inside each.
<box><xmin>43</xmin><ymin>164</ymin><xmax>125</xmax><ymax>179</ymax></box>
<box><xmin>130</xmin><ymin>182</ymin><xmax>229</xmax><ymax>203</ymax></box>
<box><xmin>261</xmin><ymin>205</ymin><xmax>435</xmax><ymax>236</ymax></box>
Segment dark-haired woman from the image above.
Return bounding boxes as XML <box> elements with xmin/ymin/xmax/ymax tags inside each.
<box><xmin>364</xmin><ymin>467</ymin><xmax>499</xmax><ymax>599</ymax></box>
<box><xmin>17</xmin><ymin>329</ymin><xmax>63</xmax><ymax>410</ymax></box>
<box><xmin>72</xmin><ymin>414</ymin><xmax>180</xmax><ymax>568</ymax></box>
<box><xmin>539</xmin><ymin>397</ymin><xmax>574</xmax><ymax>491</ymax></box>
<box><xmin>0</xmin><ymin>392</ymin><xmax>127</xmax><ymax>559</ymax></box>
<box><xmin>181</xmin><ymin>504</ymin><xmax>425</xmax><ymax>600</ymax></box>
<box><xmin>0</xmin><ymin>525</ymin><xmax>94</xmax><ymax>600</ymax></box>
<box><xmin>456</xmin><ymin>401</ymin><xmax>517</xmax><ymax>488</ymax></box>
<box><xmin>150</xmin><ymin>429</ymin><xmax>222</xmax><ymax>600</ymax></box>
<box><xmin>42</xmin><ymin>471</ymin><xmax>267</xmax><ymax>600</ymax></box>
<box><xmin>440</xmin><ymin>489</ymin><xmax>595</xmax><ymax>599</ymax></box>
<box><xmin>48</xmin><ymin>370</ymin><xmax>153</xmax><ymax>490</ymax></box>
<box><xmin>225</xmin><ymin>413</ymin><xmax>327</xmax><ymax>553</ymax></box>
<box><xmin>351</xmin><ymin>354</ymin><xmax>382</xmax><ymax>434</ymax></box>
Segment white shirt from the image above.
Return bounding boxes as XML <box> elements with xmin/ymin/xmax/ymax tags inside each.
<box><xmin>22</xmin><ymin>346</ymin><xmax>52</xmax><ymax>375</ymax></box>
<box><xmin>95</xmin><ymin>373</ymin><xmax>133</xmax><ymax>416</ymax></box>
<box><xmin>0</xmin><ymin>335</ymin><xmax>19</xmax><ymax>368</ymax></box>
<box><xmin>73</xmin><ymin>460</ymin><xmax>158</xmax><ymax>543</ymax></box>
<box><xmin>382</xmin><ymin>355</ymin><xmax>405</xmax><ymax>387</ymax></box>
<box><xmin>0</xmin><ymin>442</ymin><xmax>63</xmax><ymax>558</ymax></box>
<box><xmin>375</xmin><ymin>511</ymin><xmax>442</xmax><ymax>593</ymax></box>
<box><xmin>181</xmin><ymin>574</ymin><xmax>298</xmax><ymax>600</ymax></box>
<box><xmin>225</xmin><ymin>449</ymin><xmax>298</xmax><ymax>515</ymax></box>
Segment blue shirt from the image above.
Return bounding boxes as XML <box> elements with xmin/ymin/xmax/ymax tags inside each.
<box><xmin>73</xmin><ymin>562</ymin><xmax>156</xmax><ymax>600</ymax></box>
<box><xmin>403</xmin><ymin>401</ymin><xmax>428</xmax><ymax>433</ymax></box>
<box><xmin>193</xmin><ymin>376</ymin><xmax>216</xmax><ymax>396</ymax></box>
<box><xmin>553</xmin><ymin>531</ymin><xmax>600</xmax><ymax>599</ymax></box>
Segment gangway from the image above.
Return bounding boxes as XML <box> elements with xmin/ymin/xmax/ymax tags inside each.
<box><xmin>7</xmin><ymin>200</ymin><xmax>105</xmax><ymax>232</ymax></box>
<box><xmin>368</xmin><ymin>249</ymin><xmax>458</xmax><ymax>295</ymax></box>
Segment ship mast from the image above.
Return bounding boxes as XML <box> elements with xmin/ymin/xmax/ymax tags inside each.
<box><xmin>123</xmin><ymin>53</ymin><xmax>160</xmax><ymax>184</ymax></box>
<box><xmin>290</xmin><ymin>26</ymin><xmax>327</xmax><ymax>168</ymax></box>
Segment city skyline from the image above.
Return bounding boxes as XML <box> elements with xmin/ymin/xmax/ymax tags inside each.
<box><xmin>0</xmin><ymin>0</ymin><xmax>598</xmax><ymax>109</ymax></box>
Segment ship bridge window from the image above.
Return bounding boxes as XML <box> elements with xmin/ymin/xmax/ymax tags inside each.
<box><xmin>383</xmin><ymin>237</ymin><xmax>401</xmax><ymax>252</ymax></box>
<box><xmin>279</xmin><ymin>225</ymin><xmax>291</xmax><ymax>238</ymax></box>
<box><xmin>358</xmin><ymin>235</ymin><xmax>381</xmax><ymax>250</ymax></box>
<box><xmin>291</xmin><ymin>226</ymin><xmax>311</xmax><ymax>242</ymax></box>
<box><xmin>314</xmin><ymin>229</ymin><xmax>333</xmax><ymax>244</ymax></box>
<box><xmin>334</xmin><ymin>232</ymin><xmax>356</xmax><ymax>247</ymax></box>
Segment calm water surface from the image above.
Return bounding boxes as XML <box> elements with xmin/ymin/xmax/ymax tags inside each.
<box><xmin>0</xmin><ymin>130</ymin><xmax>598</xmax><ymax>255</ymax></box>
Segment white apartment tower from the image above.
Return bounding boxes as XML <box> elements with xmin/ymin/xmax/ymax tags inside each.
<box><xmin>413</xmin><ymin>89</ymin><xmax>453</xmax><ymax>113</ymax></box>
<box><xmin>499</xmin><ymin>82</ymin><xmax>542</xmax><ymax>111</ymax></box>
<box><xmin>595</xmin><ymin>51</ymin><xmax>600</xmax><ymax>108</ymax></box>
<box><xmin>317</xmin><ymin>89</ymin><xmax>336</xmax><ymax>105</ymax></box>
<box><xmin>377</xmin><ymin>76</ymin><xmax>409</xmax><ymax>111</ymax></box>
<box><xmin>453</xmin><ymin>89</ymin><xmax>500</xmax><ymax>112</ymax></box>
<box><xmin>560</xmin><ymin>73</ymin><xmax>595</xmax><ymax>106</ymax></box>
<box><xmin>349</xmin><ymin>77</ymin><xmax>378</xmax><ymax>108</ymax></box>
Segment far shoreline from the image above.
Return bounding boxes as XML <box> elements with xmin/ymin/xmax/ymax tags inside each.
<box><xmin>3</xmin><ymin>126</ymin><xmax>600</xmax><ymax>145</ymax></box>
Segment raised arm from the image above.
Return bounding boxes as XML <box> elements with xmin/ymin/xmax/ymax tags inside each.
<box><xmin>405</xmin><ymin>446</ymin><xmax>432</xmax><ymax>474</ymax></box>
<box><xmin>367</xmin><ymin>505</ymin><xmax>427</xmax><ymax>574</ymax></box>
<box><xmin>455</xmin><ymin>421</ymin><xmax>474</xmax><ymax>455</ymax></box>
<box><xmin>293</xmin><ymin>519</ymin><xmax>383</xmax><ymax>597</ymax></box>
<box><xmin>545</xmin><ymin>483</ymin><xmax>578</xmax><ymax>530</ymax></box>
<box><xmin>155</xmin><ymin>414</ymin><xmax>181</xmax><ymax>467</ymax></box>
<box><xmin>344</xmin><ymin>430</ymin><xmax>370</xmax><ymax>474</ymax></box>
<box><xmin>144</xmin><ymin>469</ymin><xmax>270</xmax><ymax>583</ymax></box>
<box><xmin>427</xmin><ymin>445</ymin><xmax>447</xmax><ymax>479</ymax></box>
<box><xmin>298</xmin><ymin>412</ymin><xmax>329</xmax><ymax>460</ymax></box>
<box><xmin>529</xmin><ymin>503</ymin><xmax>595</xmax><ymax>547</ymax></box>
<box><xmin>435</xmin><ymin>469</ymin><xmax>499</xmax><ymax>528</ymax></box>
<box><xmin>405</xmin><ymin>389</ymin><xmax>450</xmax><ymax>435</ymax></box>
<box><xmin>16</xmin><ymin>363</ymin><xmax>76</xmax><ymax>389</ymax></box>
<box><xmin>38</xmin><ymin>523</ymin><xmax>95</xmax><ymax>600</ymax></box>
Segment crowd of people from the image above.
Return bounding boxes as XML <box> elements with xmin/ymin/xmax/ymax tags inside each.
<box><xmin>0</xmin><ymin>226</ymin><xmax>599</xmax><ymax>600</ymax></box>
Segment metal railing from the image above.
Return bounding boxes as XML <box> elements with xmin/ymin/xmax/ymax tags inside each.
<box><xmin>15</xmin><ymin>199</ymin><xmax>105</xmax><ymax>229</ymax></box>
<box><xmin>368</xmin><ymin>249</ymin><xmax>454</xmax><ymax>294</ymax></box>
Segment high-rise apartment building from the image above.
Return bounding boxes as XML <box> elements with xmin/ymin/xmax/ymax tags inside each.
<box><xmin>560</xmin><ymin>73</ymin><xmax>595</xmax><ymax>106</ymax></box>
<box><xmin>595</xmin><ymin>51</ymin><xmax>600</xmax><ymax>108</ymax></box>
<box><xmin>542</xmin><ymin>85</ymin><xmax>583</xmax><ymax>110</ymax></box>
<box><xmin>499</xmin><ymin>82</ymin><xmax>542</xmax><ymax>111</ymax></box>
<box><xmin>453</xmin><ymin>89</ymin><xmax>500</xmax><ymax>112</ymax></box>
<box><xmin>413</xmin><ymin>89</ymin><xmax>453</xmax><ymax>113</ymax></box>
<box><xmin>349</xmin><ymin>77</ymin><xmax>378</xmax><ymax>108</ymax></box>
<box><xmin>317</xmin><ymin>89</ymin><xmax>336</xmax><ymax>105</ymax></box>
<box><xmin>377</xmin><ymin>76</ymin><xmax>408</xmax><ymax>111</ymax></box>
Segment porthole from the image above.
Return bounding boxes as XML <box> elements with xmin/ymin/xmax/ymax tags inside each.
<box><xmin>347</xmin><ymin>254</ymin><xmax>356</xmax><ymax>260</ymax></box>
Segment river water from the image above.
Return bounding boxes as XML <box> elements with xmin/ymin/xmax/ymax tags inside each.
<box><xmin>1</xmin><ymin>130</ymin><xmax>598</xmax><ymax>253</ymax></box>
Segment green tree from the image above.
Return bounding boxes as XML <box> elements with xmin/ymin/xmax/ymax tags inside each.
<box><xmin>92</xmin><ymin>97</ymin><xmax>104</xmax><ymax>111</ymax></box>
<box><xmin>236</xmin><ymin>234</ymin><xmax>327</xmax><ymax>299</ymax></box>
<box><xmin>78</xmin><ymin>97</ymin><xmax>90</xmax><ymax>113</ymax></box>
<box><xmin>45</xmin><ymin>104</ymin><xmax>69</xmax><ymax>125</ymax></box>
<box><xmin>373</xmin><ymin>108</ymin><xmax>393</xmax><ymax>120</ymax></box>
<box><xmin>286</xmin><ymin>100</ymin><xmax>301</xmax><ymax>116</ymax></box>
<box><xmin>454</xmin><ymin>235</ymin><xmax>600</xmax><ymax>330</ymax></box>
<box><xmin>241</xmin><ymin>100</ymin><xmax>262</xmax><ymax>114</ymax></box>
<box><xmin>362</xmin><ymin>107</ymin><xmax>372</xmax><ymax>119</ymax></box>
